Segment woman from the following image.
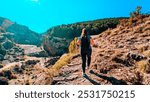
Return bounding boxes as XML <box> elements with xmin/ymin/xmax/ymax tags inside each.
<box><xmin>77</xmin><ymin>28</ymin><xmax>94</xmax><ymax>77</ymax></box>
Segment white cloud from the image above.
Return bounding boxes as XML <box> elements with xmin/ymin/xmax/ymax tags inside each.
<box><xmin>32</xmin><ymin>0</ymin><xmax>39</xmax><ymax>2</ymax></box>
<box><xmin>31</xmin><ymin>0</ymin><xmax>40</xmax><ymax>5</ymax></box>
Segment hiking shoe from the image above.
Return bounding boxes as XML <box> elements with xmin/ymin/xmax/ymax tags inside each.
<box><xmin>82</xmin><ymin>73</ymin><xmax>86</xmax><ymax>77</ymax></box>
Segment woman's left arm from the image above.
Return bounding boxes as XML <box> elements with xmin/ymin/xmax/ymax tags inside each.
<box><xmin>90</xmin><ymin>37</ymin><xmax>95</xmax><ymax>46</ymax></box>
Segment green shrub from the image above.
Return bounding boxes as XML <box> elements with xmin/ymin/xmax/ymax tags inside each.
<box><xmin>2</xmin><ymin>40</ymin><xmax>14</xmax><ymax>50</ymax></box>
<box><xmin>0</xmin><ymin>44</ymin><xmax>6</xmax><ymax>56</ymax></box>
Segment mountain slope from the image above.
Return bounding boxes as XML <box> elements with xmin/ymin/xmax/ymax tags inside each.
<box><xmin>0</xmin><ymin>17</ymin><xmax>41</xmax><ymax>46</ymax></box>
<box><xmin>52</xmin><ymin>16</ymin><xmax>150</xmax><ymax>85</ymax></box>
<box><xmin>43</xmin><ymin>17</ymin><xmax>127</xmax><ymax>56</ymax></box>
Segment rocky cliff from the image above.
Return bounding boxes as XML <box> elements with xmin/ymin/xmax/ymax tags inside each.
<box><xmin>0</xmin><ymin>31</ymin><xmax>56</xmax><ymax>85</ymax></box>
<box><xmin>0</xmin><ymin>25</ymin><xmax>52</xmax><ymax>85</ymax></box>
<box><xmin>0</xmin><ymin>32</ymin><xmax>24</xmax><ymax>66</ymax></box>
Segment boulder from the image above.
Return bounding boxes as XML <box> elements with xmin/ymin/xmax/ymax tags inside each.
<box><xmin>1</xmin><ymin>60</ymin><xmax>10</xmax><ymax>65</ymax></box>
<box><xmin>27</xmin><ymin>50</ymin><xmax>49</xmax><ymax>57</ymax></box>
<box><xmin>3</xmin><ymin>70</ymin><xmax>12</xmax><ymax>80</ymax></box>
<box><xmin>13</xmin><ymin>66</ymin><xmax>23</xmax><ymax>74</ymax></box>
<box><xmin>0</xmin><ymin>77</ymin><xmax>8</xmax><ymax>85</ymax></box>
<box><xmin>43</xmin><ymin>36</ymin><xmax>70</xmax><ymax>56</ymax></box>
<box><xmin>25</xmin><ymin>60</ymin><xmax>40</xmax><ymax>66</ymax></box>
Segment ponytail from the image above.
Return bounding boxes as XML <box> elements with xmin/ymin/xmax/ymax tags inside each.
<box><xmin>81</xmin><ymin>28</ymin><xmax>87</xmax><ymax>37</ymax></box>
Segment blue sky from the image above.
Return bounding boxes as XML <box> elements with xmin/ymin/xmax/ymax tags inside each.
<box><xmin>0</xmin><ymin>0</ymin><xmax>149</xmax><ymax>33</ymax></box>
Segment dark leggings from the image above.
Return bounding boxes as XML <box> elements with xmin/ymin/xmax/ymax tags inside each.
<box><xmin>81</xmin><ymin>50</ymin><xmax>92</xmax><ymax>73</ymax></box>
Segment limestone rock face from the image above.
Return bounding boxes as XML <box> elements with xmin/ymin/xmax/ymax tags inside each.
<box><xmin>43</xmin><ymin>36</ymin><xmax>71</xmax><ymax>56</ymax></box>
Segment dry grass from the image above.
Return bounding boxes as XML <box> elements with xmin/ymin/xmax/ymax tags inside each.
<box><xmin>111</xmin><ymin>50</ymin><xmax>123</xmax><ymax>60</ymax></box>
<box><xmin>26</xmin><ymin>78</ymin><xmax>33</xmax><ymax>85</ymax></box>
<box><xmin>137</xmin><ymin>60</ymin><xmax>150</xmax><ymax>73</ymax></box>
<box><xmin>136</xmin><ymin>44</ymin><xmax>149</xmax><ymax>53</ymax></box>
<box><xmin>48</xmin><ymin>53</ymin><xmax>75</xmax><ymax>77</ymax></box>
<box><xmin>143</xmin><ymin>25</ymin><xmax>150</xmax><ymax>32</ymax></box>
<box><xmin>134</xmin><ymin>26</ymin><xmax>143</xmax><ymax>33</ymax></box>
<box><xmin>143</xmin><ymin>50</ymin><xmax>150</xmax><ymax>57</ymax></box>
<box><xmin>0</xmin><ymin>62</ymin><xmax>18</xmax><ymax>72</ymax></box>
<box><xmin>68</xmin><ymin>37</ymin><xmax>78</xmax><ymax>54</ymax></box>
<box><xmin>105</xmin><ymin>29</ymin><xmax>111</xmax><ymax>35</ymax></box>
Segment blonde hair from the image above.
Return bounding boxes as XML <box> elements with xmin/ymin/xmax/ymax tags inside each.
<box><xmin>81</xmin><ymin>28</ymin><xmax>87</xmax><ymax>37</ymax></box>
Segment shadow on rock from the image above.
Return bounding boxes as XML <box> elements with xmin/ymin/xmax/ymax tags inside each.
<box><xmin>84</xmin><ymin>74</ymin><xmax>101</xmax><ymax>85</ymax></box>
<box><xmin>90</xmin><ymin>70</ymin><xmax>127</xmax><ymax>85</ymax></box>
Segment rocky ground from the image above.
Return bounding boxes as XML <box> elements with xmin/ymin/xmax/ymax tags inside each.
<box><xmin>0</xmin><ymin>33</ymin><xmax>24</xmax><ymax>66</ymax></box>
<box><xmin>0</xmin><ymin>16</ymin><xmax>150</xmax><ymax>85</ymax></box>
<box><xmin>0</xmin><ymin>32</ymin><xmax>59</xmax><ymax>85</ymax></box>
<box><xmin>52</xmin><ymin>16</ymin><xmax>150</xmax><ymax>85</ymax></box>
<box><xmin>0</xmin><ymin>56</ymin><xmax>59</xmax><ymax>85</ymax></box>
